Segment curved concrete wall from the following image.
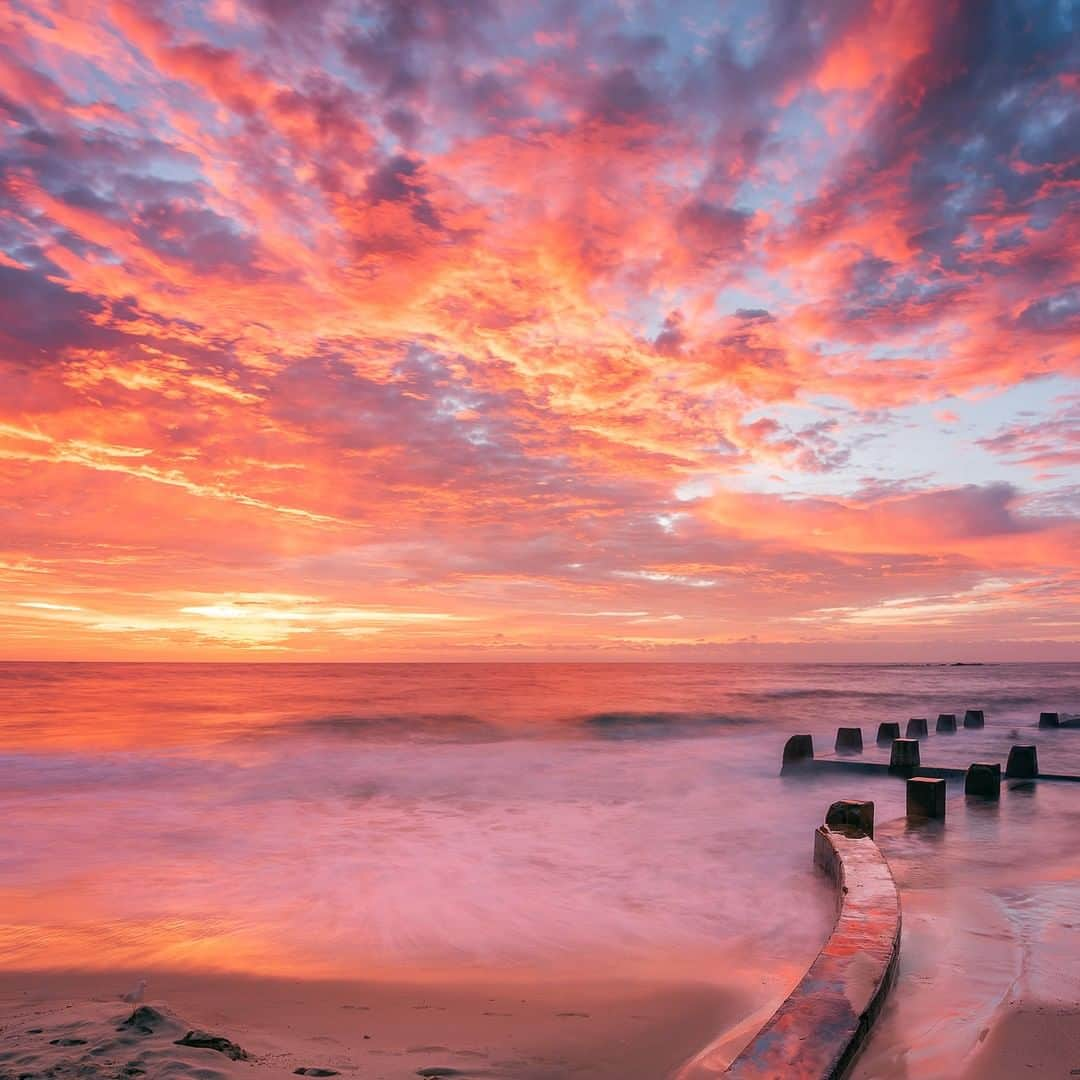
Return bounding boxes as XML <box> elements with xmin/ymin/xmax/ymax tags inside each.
<box><xmin>721</xmin><ymin>825</ymin><xmax>901</xmax><ymax>1079</ymax></box>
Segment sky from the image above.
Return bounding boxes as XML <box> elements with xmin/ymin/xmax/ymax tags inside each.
<box><xmin>0</xmin><ymin>0</ymin><xmax>1077</xmax><ymax>661</ymax></box>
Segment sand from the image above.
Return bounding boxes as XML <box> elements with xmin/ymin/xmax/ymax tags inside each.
<box><xmin>846</xmin><ymin>782</ymin><xmax>1080</xmax><ymax>1080</ymax></box>
<box><xmin>0</xmin><ymin>970</ymin><xmax>751</xmax><ymax>1080</ymax></box>
<box><xmin>960</xmin><ymin>1004</ymin><xmax>1080</xmax><ymax>1079</ymax></box>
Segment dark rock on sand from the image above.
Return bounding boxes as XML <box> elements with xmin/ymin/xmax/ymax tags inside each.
<box><xmin>294</xmin><ymin>1070</ymin><xmax>340</xmax><ymax>1076</ymax></box>
<box><xmin>416</xmin><ymin>1070</ymin><xmax>466</xmax><ymax>1078</ymax></box>
<box><xmin>49</xmin><ymin>1037</ymin><xmax>89</xmax><ymax>1046</ymax></box>
<box><xmin>174</xmin><ymin>1030</ymin><xmax>248</xmax><ymax>1060</ymax></box>
<box><xmin>119</xmin><ymin>1006</ymin><xmax>169</xmax><ymax>1034</ymax></box>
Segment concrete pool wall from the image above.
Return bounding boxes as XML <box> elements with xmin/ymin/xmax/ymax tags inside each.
<box><xmin>722</xmin><ymin>811</ymin><xmax>901</xmax><ymax>1079</ymax></box>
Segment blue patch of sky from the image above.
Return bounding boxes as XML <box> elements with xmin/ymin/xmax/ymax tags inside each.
<box><xmin>712</xmin><ymin>375</ymin><xmax>1076</xmax><ymax>499</ymax></box>
<box><xmin>635</xmin><ymin>294</ymin><xmax>689</xmax><ymax>341</ymax></box>
<box><xmin>712</xmin><ymin>267</ymin><xmax>800</xmax><ymax>320</ymax></box>
<box><xmin>597</xmin><ymin>0</ymin><xmax>730</xmax><ymax>58</ymax></box>
<box><xmin>865</xmin><ymin>340</ymin><xmax>950</xmax><ymax>362</ymax></box>
<box><xmin>139</xmin><ymin>152</ymin><xmax>206</xmax><ymax>188</ymax></box>
<box><xmin>711</xmin><ymin>283</ymin><xmax>773</xmax><ymax>317</ymax></box>
<box><xmin>708</xmin><ymin>1</ymin><xmax>780</xmax><ymax>68</ymax></box>
<box><xmin>743</xmin><ymin>96</ymin><xmax>835</xmax><ymax>226</ymax></box>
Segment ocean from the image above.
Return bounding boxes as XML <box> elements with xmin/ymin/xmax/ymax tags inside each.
<box><xmin>2</xmin><ymin>661</ymin><xmax>1076</xmax><ymax>987</ymax></box>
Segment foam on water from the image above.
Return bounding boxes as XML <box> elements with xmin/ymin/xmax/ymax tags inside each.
<box><xmin>1</xmin><ymin>728</ymin><xmax>834</xmax><ymax>980</ymax></box>
<box><xmin>0</xmin><ymin>662</ymin><xmax>1076</xmax><ymax>989</ymax></box>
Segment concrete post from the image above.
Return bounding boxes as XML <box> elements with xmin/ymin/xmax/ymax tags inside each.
<box><xmin>907</xmin><ymin>777</ymin><xmax>946</xmax><ymax>820</ymax></box>
<box><xmin>1006</xmin><ymin>744</ymin><xmax>1039</xmax><ymax>779</ymax></box>
<box><xmin>835</xmin><ymin>727</ymin><xmax>863</xmax><ymax>754</ymax></box>
<box><xmin>825</xmin><ymin>799</ymin><xmax>875</xmax><ymax>838</ymax></box>
<box><xmin>936</xmin><ymin>713</ymin><xmax>957</xmax><ymax>733</ymax></box>
<box><xmin>965</xmin><ymin>762</ymin><xmax>1001</xmax><ymax>799</ymax></box>
<box><xmin>782</xmin><ymin>734</ymin><xmax>814</xmax><ymax>773</ymax></box>
<box><xmin>964</xmin><ymin>709</ymin><xmax>985</xmax><ymax>728</ymax></box>
<box><xmin>876</xmin><ymin>721</ymin><xmax>901</xmax><ymax>746</ymax></box>
<box><xmin>890</xmin><ymin>738</ymin><xmax>921</xmax><ymax>773</ymax></box>
<box><xmin>906</xmin><ymin>717</ymin><xmax>928</xmax><ymax>738</ymax></box>
<box><xmin>1039</xmin><ymin>712</ymin><xmax>1060</xmax><ymax>729</ymax></box>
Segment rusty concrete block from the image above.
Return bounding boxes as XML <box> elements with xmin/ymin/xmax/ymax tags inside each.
<box><xmin>835</xmin><ymin>727</ymin><xmax>863</xmax><ymax>754</ymax></box>
<box><xmin>936</xmin><ymin>713</ymin><xmax>957</xmax><ymax>733</ymax></box>
<box><xmin>876</xmin><ymin>721</ymin><xmax>901</xmax><ymax>746</ymax></box>
<box><xmin>781</xmin><ymin>733</ymin><xmax>814</xmax><ymax>773</ymax></box>
<box><xmin>890</xmin><ymin>738</ymin><xmax>920</xmax><ymax>773</ymax></box>
<box><xmin>965</xmin><ymin>762</ymin><xmax>1001</xmax><ymax>799</ymax></box>
<box><xmin>964</xmin><ymin>709</ymin><xmax>985</xmax><ymax>728</ymax></box>
<box><xmin>907</xmin><ymin>776</ymin><xmax>946</xmax><ymax>820</ymax></box>
<box><xmin>1006</xmin><ymin>744</ymin><xmax>1039</xmax><ymax>779</ymax></box>
<box><xmin>1039</xmin><ymin>711</ymin><xmax>1060</xmax><ymax>729</ymax></box>
<box><xmin>825</xmin><ymin>799</ymin><xmax>875</xmax><ymax>838</ymax></box>
<box><xmin>906</xmin><ymin>717</ymin><xmax>928</xmax><ymax>738</ymax></box>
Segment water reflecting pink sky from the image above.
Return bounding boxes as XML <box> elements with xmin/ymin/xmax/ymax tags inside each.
<box><xmin>2</xmin><ymin>662</ymin><xmax>1077</xmax><ymax>1075</ymax></box>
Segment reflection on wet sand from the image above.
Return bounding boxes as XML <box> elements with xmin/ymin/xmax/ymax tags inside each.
<box><xmin>853</xmin><ymin>783</ymin><xmax>1080</xmax><ymax>1079</ymax></box>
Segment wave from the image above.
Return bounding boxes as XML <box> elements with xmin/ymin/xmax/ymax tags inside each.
<box><xmin>285</xmin><ymin>711</ymin><xmax>505</xmax><ymax>743</ymax></box>
<box><xmin>580</xmin><ymin>711</ymin><xmax>758</xmax><ymax>738</ymax></box>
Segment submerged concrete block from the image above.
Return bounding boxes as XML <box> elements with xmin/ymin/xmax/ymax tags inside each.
<box><xmin>781</xmin><ymin>733</ymin><xmax>814</xmax><ymax>773</ymax></box>
<box><xmin>907</xmin><ymin>777</ymin><xmax>946</xmax><ymax>820</ymax></box>
<box><xmin>835</xmin><ymin>726</ymin><xmax>864</xmax><ymax>754</ymax></box>
<box><xmin>825</xmin><ymin>799</ymin><xmax>875</xmax><ymax>838</ymax></box>
<box><xmin>1039</xmin><ymin>711</ymin><xmax>1061</xmax><ymax>729</ymax></box>
<box><xmin>906</xmin><ymin>717</ymin><xmax>929</xmax><ymax>739</ymax></box>
<box><xmin>890</xmin><ymin>738</ymin><xmax>921</xmax><ymax>773</ymax></box>
<box><xmin>936</xmin><ymin>713</ymin><xmax>957</xmax><ymax>733</ymax></box>
<box><xmin>877</xmin><ymin>721</ymin><xmax>901</xmax><ymax>746</ymax></box>
<box><xmin>964</xmin><ymin>709</ymin><xmax>985</xmax><ymax>728</ymax></box>
<box><xmin>965</xmin><ymin>762</ymin><xmax>1001</xmax><ymax>799</ymax></box>
<box><xmin>1006</xmin><ymin>744</ymin><xmax>1039</xmax><ymax>779</ymax></box>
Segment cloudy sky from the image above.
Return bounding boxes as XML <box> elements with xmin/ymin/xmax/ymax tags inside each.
<box><xmin>0</xmin><ymin>0</ymin><xmax>1077</xmax><ymax>659</ymax></box>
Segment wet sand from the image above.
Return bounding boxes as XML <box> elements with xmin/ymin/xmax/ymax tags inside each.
<box><xmin>959</xmin><ymin>1004</ymin><xmax>1080</xmax><ymax>1078</ymax></box>
<box><xmin>0</xmin><ymin>970</ymin><xmax>751</xmax><ymax>1080</ymax></box>
<box><xmin>850</xmin><ymin>781</ymin><xmax>1080</xmax><ymax>1079</ymax></box>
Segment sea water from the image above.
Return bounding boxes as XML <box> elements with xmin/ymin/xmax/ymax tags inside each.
<box><xmin>1</xmin><ymin>662</ymin><xmax>1077</xmax><ymax>1069</ymax></box>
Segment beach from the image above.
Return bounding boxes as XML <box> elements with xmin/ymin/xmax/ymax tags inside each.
<box><xmin>0</xmin><ymin>971</ymin><xmax>751</xmax><ymax>1079</ymax></box>
<box><xmin>853</xmin><ymin>778</ymin><xmax>1080</xmax><ymax>1079</ymax></box>
<box><xmin>2</xmin><ymin>662</ymin><xmax>1078</xmax><ymax>1077</ymax></box>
